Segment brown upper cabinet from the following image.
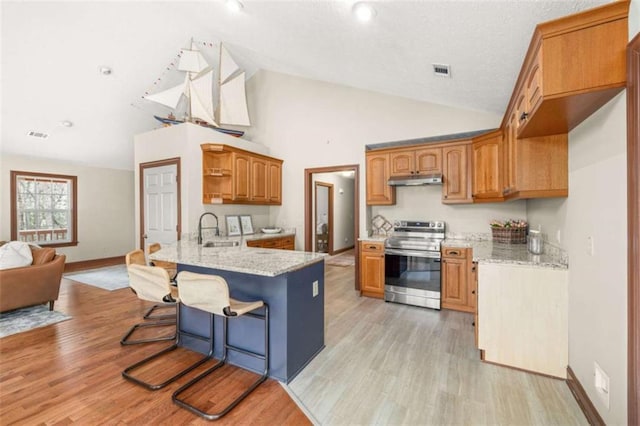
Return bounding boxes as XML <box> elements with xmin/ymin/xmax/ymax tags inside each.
<box><xmin>366</xmin><ymin>152</ymin><xmax>395</xmax><ymax>205</ymax></box>
<box><xmin>472</xmin><ymin>130</ymin><xmax>503</xmax><ymax>202</ymax></box>
<box><xmin>201</xmin><ymin>144</ymin><xmax>283</xmax><ymax>205</ymax></box>
<box><xmin>442</xmin><ymin>142</ymin><xmax>472</xmax><ymax>204</ymax></box>
<box><xmin>390</xmin><ymin>147</ymin><xmax>442</xmax><ymax>177</ymax></box>
<box><xmin>507</xmin><ymin>1</ymin><xmax>629</xmax><ymax>138</ymax></box>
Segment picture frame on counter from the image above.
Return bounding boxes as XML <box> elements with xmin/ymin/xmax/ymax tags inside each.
<box><xmin>240</xmin><ymin>215</ymin><xmax>254</xmax><ymax>235</ymax></box>
<box><xmin>225</xmin><ymin>215</ymin><xmax>241</xmax><ymax>236</ymax></box>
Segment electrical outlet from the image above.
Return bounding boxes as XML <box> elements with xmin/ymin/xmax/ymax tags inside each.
<box><xmin>587</xmin><ymin>236</ymin><xmax>595</xmax><ymax>256</ymax></box>
<box><xmin>594</xmin><ymin>362</ymin><xmax>610</xmax><ymax>409</ymax></box>
<box><xmin>312</xmin><ymin>280</ymin><xmax>319</xmax><ymax>297</ymax></box>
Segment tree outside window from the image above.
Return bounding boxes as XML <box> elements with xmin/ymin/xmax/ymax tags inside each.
<box><xmin>10</xmin><ymin>171</ymin><xmax>78</xmax><ymax>247</ymax></box>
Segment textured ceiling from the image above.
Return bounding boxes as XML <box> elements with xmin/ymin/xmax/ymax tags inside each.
<box><xmin>1</xmin><ymin>0</ymin><xmax>607</xmax><ymax>170</ymax></box>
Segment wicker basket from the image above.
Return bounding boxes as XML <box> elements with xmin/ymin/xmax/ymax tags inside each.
<box><xmin>491</xmin><ymin>227</ymin><xmax>527</xmax><ymax>244</ymax></box>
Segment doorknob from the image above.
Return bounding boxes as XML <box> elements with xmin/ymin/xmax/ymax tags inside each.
<box><xmin>143</xmin><ymin>234</ymin><xmax>148</xmax><ymax>239</ymax></box>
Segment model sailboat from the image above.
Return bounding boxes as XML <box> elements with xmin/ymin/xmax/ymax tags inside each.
<box><xmin>144</xmin><ymin>40</ymin><xmax>250</xmax><ymax>137</ymax></box>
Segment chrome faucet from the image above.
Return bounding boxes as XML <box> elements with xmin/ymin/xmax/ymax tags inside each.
<box><xmin>197</xmin><ymin>212</ymin><xmax>219</xmax><ymax>244</ymax></box>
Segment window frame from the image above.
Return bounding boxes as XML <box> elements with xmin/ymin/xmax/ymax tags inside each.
<box><xmin>10</xmin><ymin>170</ymin><xmax>78</xmax><ymax>248</ymax></box>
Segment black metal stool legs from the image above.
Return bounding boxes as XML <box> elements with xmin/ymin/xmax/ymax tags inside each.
<box><xmin>143</xmin><ymin>303</ymin><xmax>177</xmax><ymax>320</ymax></box>
<box><xmin>172</xmin><ymin>304</ymin><xmax>270</xmax><ymax>420</ymax></box>
<box><xmin>122</xmin><ymin>304</ymin><xmax>216</xmax><ymax>390</ymax></box>
<box><xmin>120</xmin><ymin>303</ymin><xmax>177</xmax><ymax>346</ymax></box>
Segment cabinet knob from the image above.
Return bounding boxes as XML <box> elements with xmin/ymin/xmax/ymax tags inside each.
<box><xmin>472</xmin><ymin>290</ymin><xmax>476</xmax><ymax>294</ymax></box>
<box><xmin>449</xmin><ymin>250</ymin><xmax>459</xmax><ymax>255</ymax></box>
<box><xmin>444</xmin><ymin>195</ymin><xmax>448</xmax><ymax>199</ymax></box>
<box><xmin>410</xmin><ymin>171</ymin><xmax>415</xmax><ymax>174</ymax></box>
<box><xmin>520</xmin><ymin>112</ymin><xmax>529</xmax><ymax>121</ymax></box>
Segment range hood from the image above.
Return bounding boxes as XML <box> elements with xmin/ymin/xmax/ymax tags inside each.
<box><xmin>388</xmin><ymin>174</ymin><xmax>443</xmax><ymax>186</ymax></box>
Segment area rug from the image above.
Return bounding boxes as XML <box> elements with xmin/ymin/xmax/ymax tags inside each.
<box><xmin>0</xmin><ymin>304</ymin><xmax>71</xmax><ymax>338</ymax></box>
<box><xmin>64</xmin><ymin>264</ymin><xmax>129</xmax><ymax>291</ymax></box>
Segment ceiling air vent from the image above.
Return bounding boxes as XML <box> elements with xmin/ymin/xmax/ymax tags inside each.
<box><xmin>27</xmin><ymin>131</ymin><xmax>49</xmax><ymax>139</ymax></box>
<box><xmin>432</xmin><ymin>63</ymin><xmax>451</xmax><ymax>78</ymax></box>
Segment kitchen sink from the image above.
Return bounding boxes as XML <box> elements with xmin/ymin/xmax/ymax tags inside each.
<box><xmin>203</xmin><ymin>240</ymin><xmax>240</xmax><ymax>248</ymax></box>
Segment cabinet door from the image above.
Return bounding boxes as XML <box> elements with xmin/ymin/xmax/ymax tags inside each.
<box><xmin>442</xmin><ymin>144</ymin><xmax>471</xmax><ymax>203</ymax></box>
<box><xmin>250</xmin><ymin>157</ymin><xmax>268</xmax><ymax>203</ymax></box>
<box><xmin>267</xmin><ymin>161</ymin><xmax>282</xmax><ymax>204</ymax></box>
<box><xmin>503</xmin><ymin>114</ymin><xmax>518</xmax><ymax>195</ymax></box>
<box><xmin>472</xmin><ymin>135</ymin><xmax>502</xmax><ymax>199</ymax></box>
<box><xmin>359</xmin><ymin>242</ymin><xmax>384</xmax><ymax>298</ymax></box>
<box><xmin>233</xmin><ymin>154</ymin><xmax>250</xmax><ymax>201</ymax></box>
<box><xmin>415</xmin><ymin>147</ymin><xmax>442</xmax><ymax>174</ymax></box>
<box><xmin>366</xmin><ymin>153</ymin><xmax>395</xmax><ymax>205</ymax></box>
<box><xmin>389</xmin><ymin>150</ymin><xmax>415</xmax><ymax>176</ymax></box>
<box><xmin>442</xmin><ymin>257</ymin><xmax>468</xmax><ymax>307</ymax></box>
<box><xmin>526</xmin><ymin>49</ymin><xmax>542</xmax><ymax>115</ymax></box>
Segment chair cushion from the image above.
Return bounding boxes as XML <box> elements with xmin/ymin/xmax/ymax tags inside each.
<box><xmin>31</xmin><ymin>247</ymin><xmax>56</xmax><ymax>265</ymax></box>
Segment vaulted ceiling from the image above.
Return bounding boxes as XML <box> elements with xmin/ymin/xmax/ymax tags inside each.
<box><xmin>1</xmin><ymin>0</ymin><xmax>607</xmax><ymax>170</ymax></box>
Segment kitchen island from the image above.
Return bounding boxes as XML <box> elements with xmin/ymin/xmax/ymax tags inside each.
<box><xmin>150</xmin><ymin>240</ymin><xmax>326</xmax><ymax>383</ymax></box>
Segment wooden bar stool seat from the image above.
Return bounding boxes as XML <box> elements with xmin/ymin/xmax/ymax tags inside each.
<box><xmin>121</xmin><ymin>263</ymin><xmax>212</xmax><ymax>390</ymax></box>
<box><xmin>120</xmin><ymin>250</ymin><xmax>176</xmax><ymax>345</ymax></box>
<box><xmin>172</xmin><ymin>271</ymin><xmax>270</xmax><ymax>420</ymax></box>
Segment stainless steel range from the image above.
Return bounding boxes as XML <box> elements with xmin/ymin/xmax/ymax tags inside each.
<box><xmin>384</xmin><ymin>220</ymin><xmax>445</xmax><ymax>310</ymax></box>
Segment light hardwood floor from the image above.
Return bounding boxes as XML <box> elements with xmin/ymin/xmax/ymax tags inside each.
<box><xmin>0</xmin><ymin>276</ymin><xmax>309</xmax><ymax>425</ymax></box>
<box><xmin>289</xmin><ymin>265</ymin><xmax>588</xmax><ymax>425</ymax></box>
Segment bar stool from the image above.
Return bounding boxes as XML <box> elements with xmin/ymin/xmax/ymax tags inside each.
<box><xmin>120</xmin><ymin>250</ymin><xmax>176</xmax><ymax>345</ymax></box>
<box><xmin>172</xmin><ymin>271</ymin><xmax>270</xmax><ymax>420</ymax></box>
<box><xmin>145</xmin><ymin>243</ymin><xmax>178</xmax><ymax>320</ymax></box>
<box><xmin>122</xmin><ymin>263</ymin><xmax>213</xmax><ymax>390</ymax></box>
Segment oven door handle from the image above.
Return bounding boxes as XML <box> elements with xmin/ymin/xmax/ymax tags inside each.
<box><xmin>384</xmin><ymin>248</ymin><xmax>441</xmax><ymax>259</ymax></box>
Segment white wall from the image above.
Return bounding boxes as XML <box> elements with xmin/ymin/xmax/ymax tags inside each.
<box><xmin>373</xmin><ymin>186</ymin><xmax>527</xmax><ymax>235</ymax></box>
<box><xmin>0</xmin><ymin>154</ymin><xmax>135</xmax><ymax>262</ymax></box>
<box><xmin>246</xmin><ymin>70</ymin><xmax>503</xmax><ymax>247</ymax></box>
<box><xmin>313</xmin><ymin>172</ymin><xmax>355</xmax><ymax>251</ymax></box>
<box><xmin>527</xmin><ymin>92</ymin><xmax>628</xmax><ymax>423</ymax></box>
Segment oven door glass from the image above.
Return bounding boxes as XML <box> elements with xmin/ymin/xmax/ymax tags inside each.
<box><xmin>384</xmin><ymin>253</ymin><xmax>441</xmax><ymax>293</ymax></box>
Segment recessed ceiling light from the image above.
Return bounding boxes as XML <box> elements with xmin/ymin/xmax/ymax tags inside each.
<box><xmin>226</xmin><ymin>0</ymin><xmax>243</xmax><ymax>13</ymax></box>
<box><xmin>352</xmin><ymin>2</ymin><xmax>376</xmax><ymax>22</ymax></box>
<box><xmin>60</xmin><ymin>120</ymin><xmax>74</xmax><ymax>127</ymax></box>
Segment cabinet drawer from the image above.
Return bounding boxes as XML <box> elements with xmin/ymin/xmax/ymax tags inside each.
<box><xmin>361</xmin><ymin>241</ymin><xmax>384</xmax><ymax>253</ymax></box>
<box><xmin>278</xmin><ymin>236</ymin><xmax>295</xmax><ymax>250</ymax></box>
<box><xmin>442</xmin><ymin>247</ymin><xmax>467</xmax><ymax>258</ymax></box>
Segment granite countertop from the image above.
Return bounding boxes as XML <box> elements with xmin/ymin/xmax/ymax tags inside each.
<box><xmin>150</xmin><ymin>238</ymin><xmax>325</xmax><ymax>277</ymax></box>
<box><xmin>443</xmin><ymin>239</ymin><xmax>568</xmax><ymax>270</ymax></box>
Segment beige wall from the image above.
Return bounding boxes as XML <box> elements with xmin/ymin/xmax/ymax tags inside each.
<box><xmin>0</xmin><ymin>154</ymin><xmax>135</xmax><ymax>263</ymax></box>
<box><xmin>246</xmin><ymin>70</ymin><xmax>507</xmax><ymax>244</ymax></box>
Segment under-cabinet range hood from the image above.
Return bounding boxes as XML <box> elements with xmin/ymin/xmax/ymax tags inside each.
<box><xmin>387</xmin><ymin>174</ymin><xmax>442</xmax><ymax>186</ymax></box>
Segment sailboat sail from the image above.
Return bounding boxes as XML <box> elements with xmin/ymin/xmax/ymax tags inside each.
<box><xmin>143</xmin><ymin>79</ymin><xmax>186</xmax><ymax>109</ymax></box>
<box><xmin>189</xmin><ymin>68</ymin><xmax>218</xmax><ymax>126</ymax></box>
<box><xmin>144</xmin><ymin>39</ymin><xmax>250</xmax><ymax>136</ymax></box>
<box><xmin>219</xmin><ymin>71</ymin><xmax>251</xmax><ymax>126</ymax></box>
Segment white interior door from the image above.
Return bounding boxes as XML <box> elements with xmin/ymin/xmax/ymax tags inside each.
<box><xmin>143</xmin><ymin>164</ymin><xmax>178</xmax><ymax>249</ymax></box>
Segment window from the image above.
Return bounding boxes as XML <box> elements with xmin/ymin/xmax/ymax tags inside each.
<box><xmin>10</xmin><ymin>171</ymin><xmax>78</xmax><ymax>247</ymax></box>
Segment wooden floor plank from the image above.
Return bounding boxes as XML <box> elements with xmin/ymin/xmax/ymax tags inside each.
<box><xmin>0</xmin><ymin>276</ymin><xmax>311</xmax><ymax>425</ymax></box>
<box><xmin>287</xmin><ymin>264</ymin><xmax>588</xmax><ymax>426</ymax></box>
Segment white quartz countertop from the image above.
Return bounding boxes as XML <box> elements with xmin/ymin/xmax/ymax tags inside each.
<box><xmin>443</xmin><ymin>239</ymin><xmax>568</xmax><ymax>270</ymax></box>
<box><xmin>358</xmin><ymin>235</ymin><xmax>387</xmax><ymax>243</ymax></box>
<box><xmin>150</xmin><ymin>238</ymin><xmax>325</xmax><ymax>277</ymax></box>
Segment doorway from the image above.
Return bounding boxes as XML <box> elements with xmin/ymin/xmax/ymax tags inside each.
<box><xmin>139</xmin><ymin>158</ymin><xmax>181</xmax><ymax>250</ymax></box>
<box><xmin>314</xmin><ymin>182</ymin><xmax>333</xmax><ymax>254</ymax></box>
<box><xmin>304</xmin><ymin>164</ymin><xmax>360</xmax><ymax>288</ymax></box>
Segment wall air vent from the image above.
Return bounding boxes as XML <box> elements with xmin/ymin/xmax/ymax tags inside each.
<box><xmin>27</xmin><ymin>131</ymin><xmax>49</xmax><ymax>139</ymax></box>
<box><xmin>432</xmin><ymin>63</ymin><xmax>451</xmax><ymax>78</ymax></box>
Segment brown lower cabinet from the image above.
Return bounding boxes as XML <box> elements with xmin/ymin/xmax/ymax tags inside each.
<box><xmin>246</xmin><ymin>235</ymin><xmax>295</xmax><ymax>250</ymax></box>
<box><xmin>359</xmin><ymin>241</ymin><xmax>385</xmax><ymax>299</ymax></box>
<box><xmin>441</xmin><ymin>247</ymin><xmax>476</xmax><ymax>314</ymax></box>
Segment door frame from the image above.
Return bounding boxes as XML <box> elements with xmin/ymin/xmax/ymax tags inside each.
<box><xmin>139</xmin><ymin>157</ymin><xmax>182</xmax><ymax>249</ymax></box>
<box><xmin>627</xmin><ymin>31</ymin><xmax>640</xmax><ymax>426</ymax></box>
<box><xmin>304</xmin><ymin>165</ymin><xmax>360</xmax><ymax>287</ymax></box>
<box><xmin>314</xmin><ymin>181</ymin><xmax>334</xmax><ymax>254</ymax></box>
